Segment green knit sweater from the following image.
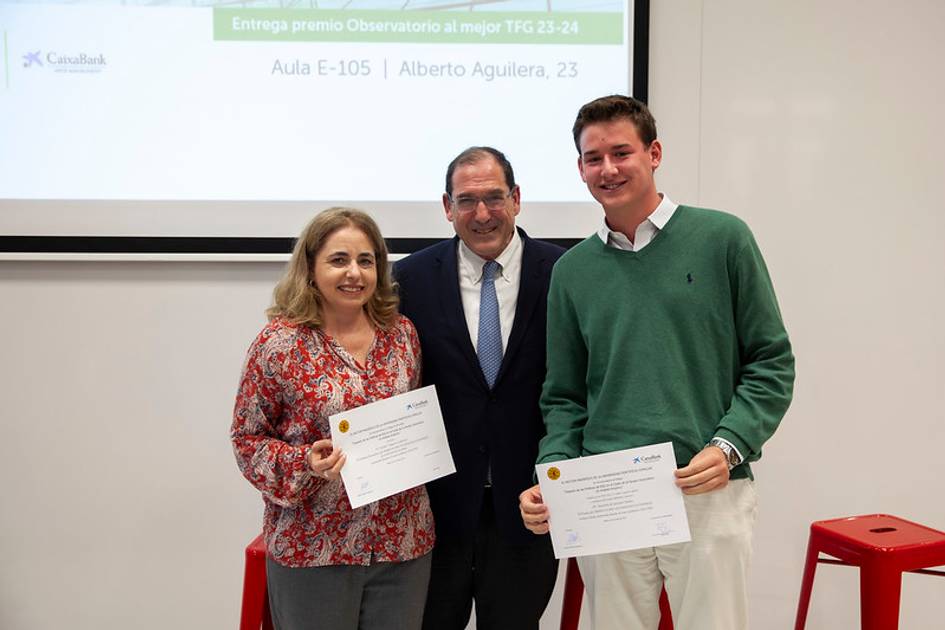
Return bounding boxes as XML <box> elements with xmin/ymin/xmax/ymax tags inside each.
<box><xmin>537</xmin><ymin>206</ymin><xmax>794</xmax><ymax>480</ymax></box>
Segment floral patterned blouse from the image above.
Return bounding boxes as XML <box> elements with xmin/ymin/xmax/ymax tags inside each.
<box><xmin>231</xmin><ymin>315</ymin><xmax>434</xmax><ymax>568</ymax></box>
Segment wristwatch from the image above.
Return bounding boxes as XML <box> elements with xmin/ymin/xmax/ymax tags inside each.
<box><xmin>708</xmin><ymin>437</ymin><xmax>742</xmax><ymax>470</ymax></box>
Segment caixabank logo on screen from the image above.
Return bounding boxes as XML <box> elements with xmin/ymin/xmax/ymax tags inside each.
<box><xmin>22</xmin><ymin>49</ymin><xmax>107</xmax><ymax>74</ymax></box>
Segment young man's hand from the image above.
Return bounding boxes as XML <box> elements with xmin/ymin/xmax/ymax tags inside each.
<box><xmin>674</xmin><ymin>446</ymin><xmax>729</xmax><ymax>495</ymax></box>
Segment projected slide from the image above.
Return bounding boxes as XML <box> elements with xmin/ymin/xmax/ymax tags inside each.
<box><xmin>1</xmin><ymin>1</ymin><xmax>628</xmax><ymax>203</ymax></box>
<box><xmin>0</xmin><ymin>1</ymin><xmax>638</xmax><ymax>247</ymax></box>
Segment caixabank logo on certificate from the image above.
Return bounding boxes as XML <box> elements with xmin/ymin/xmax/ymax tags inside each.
<box><xmin>406</xmin><ymin>399</ymin><xmax>429</xmax><ymax>411</ymax></box>
<box><xmin>21</xmin><ymin>48</ymin><xmax>108</xmax><ymax>74</ymax></box>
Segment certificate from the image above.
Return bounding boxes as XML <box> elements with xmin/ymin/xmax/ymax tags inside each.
<box><xmin>536</xmin><ymin>442</ymin><xmax>691</xmax><ymax>558</ymax></box>
<box><xmin>329</xmin><ymin>385</ymin><xmax>455</xmax><ymax>509</ymax></box>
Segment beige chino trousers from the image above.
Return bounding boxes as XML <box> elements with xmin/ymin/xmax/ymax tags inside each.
<box><xmin>577</xmin><ymin>479</ymin><xmax>758</xmax><ymax>630</ymax></box>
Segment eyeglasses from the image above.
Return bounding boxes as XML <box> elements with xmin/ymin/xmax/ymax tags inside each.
<box><xmin>449</xmin><ymin>190</ymin><xmax>513</xmax><ymax>213</ymax></box>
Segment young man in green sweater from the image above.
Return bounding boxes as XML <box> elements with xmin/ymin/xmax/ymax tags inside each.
<box><xmin>519</xmin><ymin>95</ymin><xmax>795</xmax><ymax>629</ymax></box>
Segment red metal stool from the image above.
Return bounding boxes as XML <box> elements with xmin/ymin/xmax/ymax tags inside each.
<box><xmin>559</xmin><ymin>557</ymin><xmax>673</xmax><ymax>630</ymax></box>
<box><xmin>240</xmin><ymin>534</ymin><xmax>274</xmax><ymax>630</ymax></box>
<box><xmin>794</xmin><ymin>514</ymin><xmax>945</xmax><ymax>630</ymax></box>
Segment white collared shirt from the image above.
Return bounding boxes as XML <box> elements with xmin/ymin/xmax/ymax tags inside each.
<box><xmin>457</xmin><ymin>230</ymin><xmax>522</xmax><ymax>353</ymax></box>
<box><xmin>597</xmin><ymin>193</ymin><xmax>678</xmax><ymax>251</ymax></box>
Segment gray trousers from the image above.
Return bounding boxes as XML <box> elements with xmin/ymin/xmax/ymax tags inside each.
<box><xmin>266</xmin><ymin>553</ymin><xmax>432</xmax><ymax>630</ymax></box>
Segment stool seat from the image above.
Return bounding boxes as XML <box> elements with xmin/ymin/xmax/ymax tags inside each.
<box><xmin>794</xmin><ymin>514</ymin><xmax>945</xmax><ymax>630</ymax></box>
<box><xmin>813</xmin><ymin>514</ymin><xmax>945</xmax><ymax>570</ymax></box>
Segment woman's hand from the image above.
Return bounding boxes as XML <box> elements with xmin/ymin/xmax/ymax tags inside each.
<box><xmin>307</xmin><ymin>439</ymin><xmax>346</xmax><ymax>481</ymax></box>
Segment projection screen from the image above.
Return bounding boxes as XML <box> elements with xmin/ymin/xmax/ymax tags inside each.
<box><xmin>0</xmin><ymin>0</ymin><xmax>648</xmax><ymax>254</ymax></box>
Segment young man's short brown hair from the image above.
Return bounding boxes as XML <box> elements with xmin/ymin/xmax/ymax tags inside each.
<box><xmin>572</xmin><ymin>95</ymin><xmax>658</xmax><ymax>153</ymax></box>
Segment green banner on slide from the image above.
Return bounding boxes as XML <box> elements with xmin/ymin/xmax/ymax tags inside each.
<box><xmin>213</xmin><ymin>9</ymin><xmax>623</xmax><ymax>45</ymax></box>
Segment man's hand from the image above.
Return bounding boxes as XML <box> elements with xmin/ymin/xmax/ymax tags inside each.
<box><xmin>674</xmin><ymin>446</ymin><xmax>729</xmax><ymax>495</ymax></box>
<box><xmin>519</xmin><ymin>484</ymin><xmax>550</xmax><ymax>534</ymax></box>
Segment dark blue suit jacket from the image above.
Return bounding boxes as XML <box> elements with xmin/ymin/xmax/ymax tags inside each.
<box><xmin>393</xmin><ymin>229</ymin><xmax>565</xmax><ymax>544</ymax></box>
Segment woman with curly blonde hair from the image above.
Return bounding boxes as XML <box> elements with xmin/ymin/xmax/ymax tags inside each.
<box><xmin>232</xmin><ymin>207</ymin><xmax>433</xmax><ymax>629</ymax></box>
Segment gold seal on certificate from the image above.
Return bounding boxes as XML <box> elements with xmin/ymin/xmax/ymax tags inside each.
<box><xmin>535</xmin><ymin>442</ymin><xmax>692</xmax><ymax>559</ymax></box>
<box><xmin>329</xmin><ymin>385</ymin><xmax>456</xmax><ymax>509</ymax></box>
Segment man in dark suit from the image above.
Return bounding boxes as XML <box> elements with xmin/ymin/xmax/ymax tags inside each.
<box><xmin>394</xmin><ymin>147</ymin><xmax>563</xmax><ymax>630</ymax></box>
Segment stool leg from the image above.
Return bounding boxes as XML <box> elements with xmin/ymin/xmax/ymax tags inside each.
<box><xmin>559</xmin><ymin>558</ymin><xmax>584</xmax><ymax>630</ymax></box>
<box><xmin>241</xmin><ymin>548</ymin><xmax>268</xmax><ymax>630</ymax></box>
<box><xmin>859</xmin><ymin>564</ymin><xmax>901</xmax><ymax>630</ymax></box>
<box><xmin>793</xmin><ymin>538</ymin><xmax>820</xmax><ymax>630</ymax></box>
<box><xmin>262</xmin><ymin>587</ymin><xmax>274</xmax><ymax>630</ymax></box>
<box><xmin>657</xmin><ymin>585</ymin><xmax>673</xmax><ymax>630</ymax></box>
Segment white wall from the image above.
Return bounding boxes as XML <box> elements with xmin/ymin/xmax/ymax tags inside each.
<box><xmin>648</xmin><ymin>1</ymin><xmax>945</xmax><ymax>628</ymax></box>
<box><xmin>2</xmin><ymin>1</ymin><xmax>944</xmax><ymax>628</ymax></box>
<box><xmin>0</xmin><ymin>262</ymin><xmax>279</xmax><ymax>628</ymax></box>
